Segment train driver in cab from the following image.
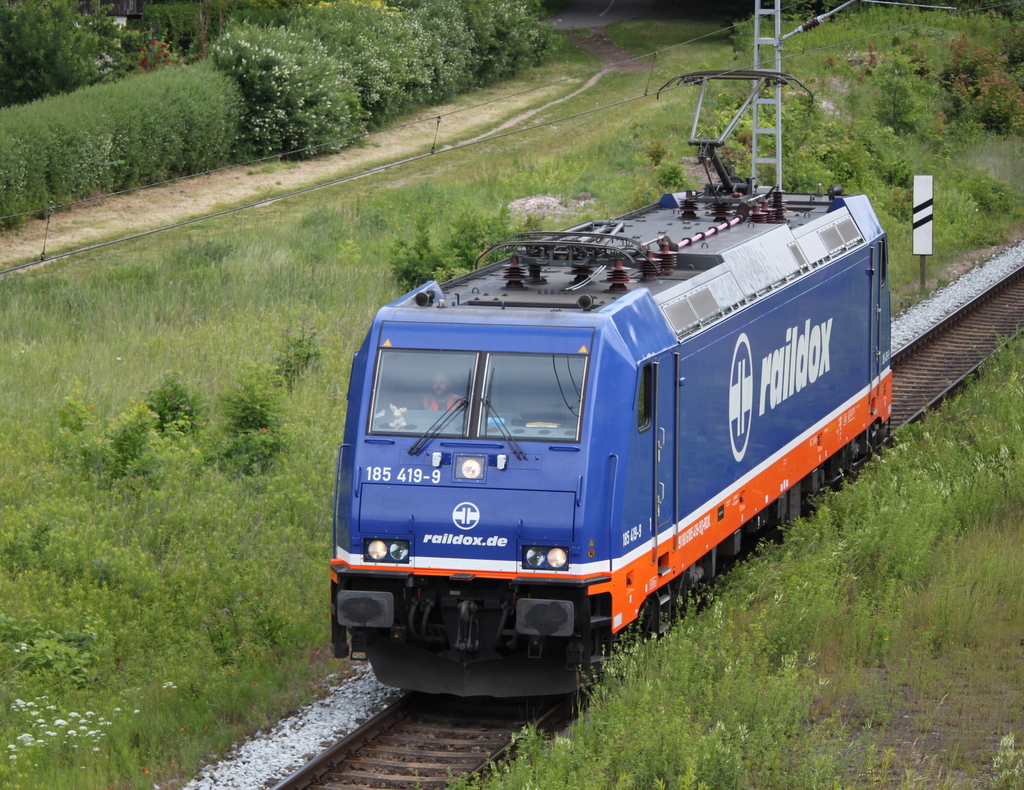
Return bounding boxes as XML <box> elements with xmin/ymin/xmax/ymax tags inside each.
<box><xmin>424</xmin><ymin>372</ymin><xmax>462</xmax><ymax>411</ymax></box>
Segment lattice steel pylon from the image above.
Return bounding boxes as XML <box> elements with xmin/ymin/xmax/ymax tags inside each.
<box><xmin>752</xmin><ymin>0</ymin><xmax>783</xmax><ymax>191</ymax></box>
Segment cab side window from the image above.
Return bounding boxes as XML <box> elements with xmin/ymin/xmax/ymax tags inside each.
<box><xmin>637</xmin><ymin>363</ymin><xmax>653</xmax><ymax>433</ymax></box>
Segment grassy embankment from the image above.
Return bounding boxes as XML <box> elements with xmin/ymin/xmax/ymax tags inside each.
<box><xmin>2</xmin><ymin>6</ymin><xmax>1024</xmax><ymax>789</ymax></box>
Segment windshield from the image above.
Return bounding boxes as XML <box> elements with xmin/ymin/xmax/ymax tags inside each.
<box><xmin>369</xmin><ymin>350</ymin><xmax>476</xmax><ymax>436</ymax></box>
<box><xmin>479</xmin><ymin>353</ymin><xmax>586</xmax><ymax>441</ymax></box>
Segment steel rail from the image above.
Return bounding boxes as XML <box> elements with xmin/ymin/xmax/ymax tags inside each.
<box><xmin>891</xmin><ymin>258</ymin><xmax>1024</xmax><ymax>426</ymax></box>
<box><xmin>267</xmin><ymin>692</ymin><xmax>576</xmax><ymax>790</ymax></box>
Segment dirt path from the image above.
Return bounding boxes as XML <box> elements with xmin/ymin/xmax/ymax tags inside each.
<box><xmin>1</xmin><ymin>32</ymin><xmax>642</xmax><ymax>270</ymax></box>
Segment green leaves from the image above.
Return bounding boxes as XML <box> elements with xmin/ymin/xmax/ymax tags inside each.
<box><xmin>218</xmin><ymin>364</ymin><xmax>287</xmax><ymax>475</ymax></box>
<box><xmin>144</xmin><ymin>370</ymin><xmax>206</xmax><ymax>435</ymax></box>
<box><xmin>0</xmin><ymin>613</ymin><xmax>98</xmax><ymax>687</ymax></box>
<box><xmin>0</xmin><ymin>65</ymin><xmax>242</xmax><ymax>227</ymax></box>
<box><xmin>210</xmin><ymin>23</ymin><xmax>366</xmax><ymax>158</ymax></box>
<box><xmin>0</xmin><ymin>0</ymin><xmax>108</xmax><ymax>108</ymax></box>
<box><xmin>391</xmin><ymin>208</ymin><xmax>512</xmax><ymax>290</ymax></box>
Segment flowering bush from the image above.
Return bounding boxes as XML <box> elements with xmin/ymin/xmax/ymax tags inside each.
<box><xmin>461</xmin><ymin>0</ymin><xmax>555</xmax><ymax>83</ymax></box>
<box><xmin>293</xmin><ymin>1</ymin><xmax>433</xmax><ymax>120</ymax></box>
<box><xmin>293</xmin><ymin>0</ymin><xmax>555</xmax><ymax>119</ymax></box>
<box><xmin>138</xmin><ymin>40</ymin><xmax>180</xmax><ymax>72</ymax></box>
<box><xmin>211</xmin><ymin>23</ymin><xmax>366</xmax><ymax>157</ymax></box>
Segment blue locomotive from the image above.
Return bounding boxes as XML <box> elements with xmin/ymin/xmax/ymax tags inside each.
<box><xmin>330</xmin><ymin>72</ymin><xmax>892</xmax><ymax>697</ymax></box>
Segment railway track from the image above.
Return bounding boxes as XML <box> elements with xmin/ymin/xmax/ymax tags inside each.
<box><xmin>891</xmin><ymin>260</ymin><xmax>1024</xmax><ymax>426</ymax></box>
<box><xmin>269</xmin><ymin>692</ymin><xmax>576</xmax><ymax>790</ymax></box>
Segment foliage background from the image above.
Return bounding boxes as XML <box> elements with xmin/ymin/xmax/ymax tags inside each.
<box><xmin>0</xmin><ymin>0</ymin><xmax>555</xmax><ymax>225</ymax></box>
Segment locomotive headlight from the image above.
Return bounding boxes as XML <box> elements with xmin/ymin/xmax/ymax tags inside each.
<box><xmin>525</xmin><ymin>547</ymin><xmax>546</xmax><ymax>567</ymax></box>
<box><xmin>364</xmin><ymin>539</ymin><xmax>410</xmax><ymax>563</ymax></box>
<box><xmin>546</xmin><ymin>547</ymin><xmax>568</xmax><ymax>569</ymax></box>
<box><xmin>454</xmin><ymin>454</ymin><xmax>486</xmax><ymax>481</ymax></box>
<box><xmin>522</xmin><ymin>545</ymin><xmax>570</xmax><ymax>571</ymax></box>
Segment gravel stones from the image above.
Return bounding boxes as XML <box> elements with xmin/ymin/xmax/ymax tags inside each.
<box><xmin>507</xmin><ymin>194</ymin><xmax>593</xmax><ymax>219</ymax></box>
<box><xmin>181</xmin><ymin>667</ymin><xmax>396</xmax><ymax>790</ymax></box>
<box><xmin>891</xmin><ymin>244</ymin><xmax>1024</xmax><ymax>351</ymax></box>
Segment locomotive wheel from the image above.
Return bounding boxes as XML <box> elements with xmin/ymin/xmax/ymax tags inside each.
<box><xmin>636</xmin><ymin>594</ymin><xmax>660</xmax><ymax>638</ymax></box>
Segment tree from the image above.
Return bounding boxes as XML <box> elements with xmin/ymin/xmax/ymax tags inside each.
<box><xmin>0</xmin><ymin>0</ymin><xmax>126</xmax><ymax>107</ymax></box>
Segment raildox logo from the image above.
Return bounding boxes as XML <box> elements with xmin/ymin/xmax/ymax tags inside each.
<box><xmin>758</xmin><ymin>318</ymin><xmax>833</xmax><ymax>415</ymax></box>
<box><xmin>728</xmin><ymin>318</ymin><xmax>834</xmax><ymax>462</ymax></box>
<box><xmin>729</xmin><ymin>333</ymin><xmax>754</xmax><ymax>462</ymax></box>
<box><xmin>452</xmin><ymin>501</ymin><xmax>480</xmax><ymax>530</ymax></box>
<box><xmin>427</xmin><ymin>502</ymin><xmax>506</xmax><ymax>547</ymax></box>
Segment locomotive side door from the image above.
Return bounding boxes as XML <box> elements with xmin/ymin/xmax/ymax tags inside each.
<box><xmin>653</xmin><ymin>353</ymin><xmax>678</xmax><ymax>544</ymax></box>
<box><xmin>869</xmin><ymin>239</ymin><xmax>886</xmax><ymax>388</ymax></box>
<box><xmin>873</xmin><ymin>239</ymin><xmax>887</xmax><ymax>386</ymax></box>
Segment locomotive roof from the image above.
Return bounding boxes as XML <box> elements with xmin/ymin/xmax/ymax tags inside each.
<box><xmin>401</xmin><ymin>191</ymin><xmax>879</xmax><ymax>340</ymax></box>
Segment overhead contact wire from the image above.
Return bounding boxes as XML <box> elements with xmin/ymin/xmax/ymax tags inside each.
<box><xmin>1</xmin><ymin>0</ymin><xmax>1012</xmax><ymax>271</ymax></box>
<box><xmin>1</xmin><ymin>0</ymin><xmax>1001</xmax><ymax>225</ymax></box>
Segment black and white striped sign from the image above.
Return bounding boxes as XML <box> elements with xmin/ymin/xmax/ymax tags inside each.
<box><xmin>913</xmin><ymin>175</ymin><xmax>933</xmax><ymax>256</ymax></box>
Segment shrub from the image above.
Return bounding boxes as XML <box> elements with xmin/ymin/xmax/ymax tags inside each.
<box><xmin>143</xmin><ymin>370</ymin><xmax>206</xmax><ymax>434</ymax></box>
<box><xmin>292</xmin><ymin>0</ymin><xmax>555</xmax><ymax>120</ymax></box>
<box><xmin>134</xmin><ymin>2</ymin><xmax>204</xmax><ymax>55</ymax></box>
<box><xmin>391</xmin><ymin>208</ymin><xmax>512</xmax><ymax>290</ymax></box>
<box><xmin>292</xmin><ymin>2</ymin><xmax>432</xmax><ymax>121</ymax></box>
<box><xmin>274</xmin><ymin>319</ymin><xmax>322</xmax><ymax>393</ymax></box>
<box><xmin>219</xmin><ymin>364</ymin><xmax>284</xmax><ymax>434</ymax></box>
<box><xmin>201</xmin><ymin>590</ymin><xmax>287</xmax><ymax>666</ymax></box>
<box><xmin>871</xmin><ymin>53</ymin><xmax>935</xmax><ymax>135</ymax></box>
<box><xmin>654</xmin><ymin>162</ymin><xmax>690</xmax><ymax>192</ymax></box>
<box><xmin>409</xmin><ymin>1</ymin><xmax>477</xmax><ymax>104</ymax></box>
<box><xmin>0</xmin><ymin>613</ymin><xmax>98</xmax><ymax>687</ymax></box>
<box><xmin>460</xmin><ymin>0</ymin><xmax>556</xmax><ymax>84</ymax></box>
<box><xmin>0</xmin><ymin>64</ymin><xmax>242</xmax><ymax>226</ymax></box>
<box><xmin>218</xmin><ymin>364</ymin><xmax>286</xmax><ymax>474</ymax></box>
<box><xmin>644</xmin><ymin>140</ymin><xmax>669</xmax><ymax>166</ymax></box>
<box><xmin>57</xmin><ymin>393</ymin><xmax>164</xmax><ymax>483</ymax></box>
<box><xmin>220</xmin><ymin>428</ymin><xmax>287</xmax><ymax>475</ymax></box>
<box><xmin>105</xmin><ymin>400</ymin><xmax>161</xmax><ymax>479</ymax></box>
<box><xmin>0</xmin><ymin>0</ymin><xmax>142</xmax><ymax>108</ymax></box>
<box><xmin>210</xmin><ymin>22</ymin><xmax>366</xmax><ymax>157</ymax></box>
<box><xmin>943</xmin><ymin>35</ymin><xmax>1024</xmax><ymax>135</ymax></box>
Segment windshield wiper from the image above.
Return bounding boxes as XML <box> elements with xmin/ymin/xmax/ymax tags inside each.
<box><xmin>408</xmin><ymin>397</ymin><xmax>468</xmax><ymax>456</ymax></box>
<box><xmin>481</xmin><ymin>397</ymin><xmax>527</xmax><ymax>461</ymax></box>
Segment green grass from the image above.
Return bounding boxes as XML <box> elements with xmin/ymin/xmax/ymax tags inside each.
<box><xmin>2</xmin><ymin>6</ymin><xmax>1024</xmax><ymax>789</ymax></box>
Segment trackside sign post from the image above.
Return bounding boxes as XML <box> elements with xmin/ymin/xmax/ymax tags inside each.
<box><xmin>913</xmin><ymin>175</ymin><xmax>934</xmax><ymax>291</ymax></box>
